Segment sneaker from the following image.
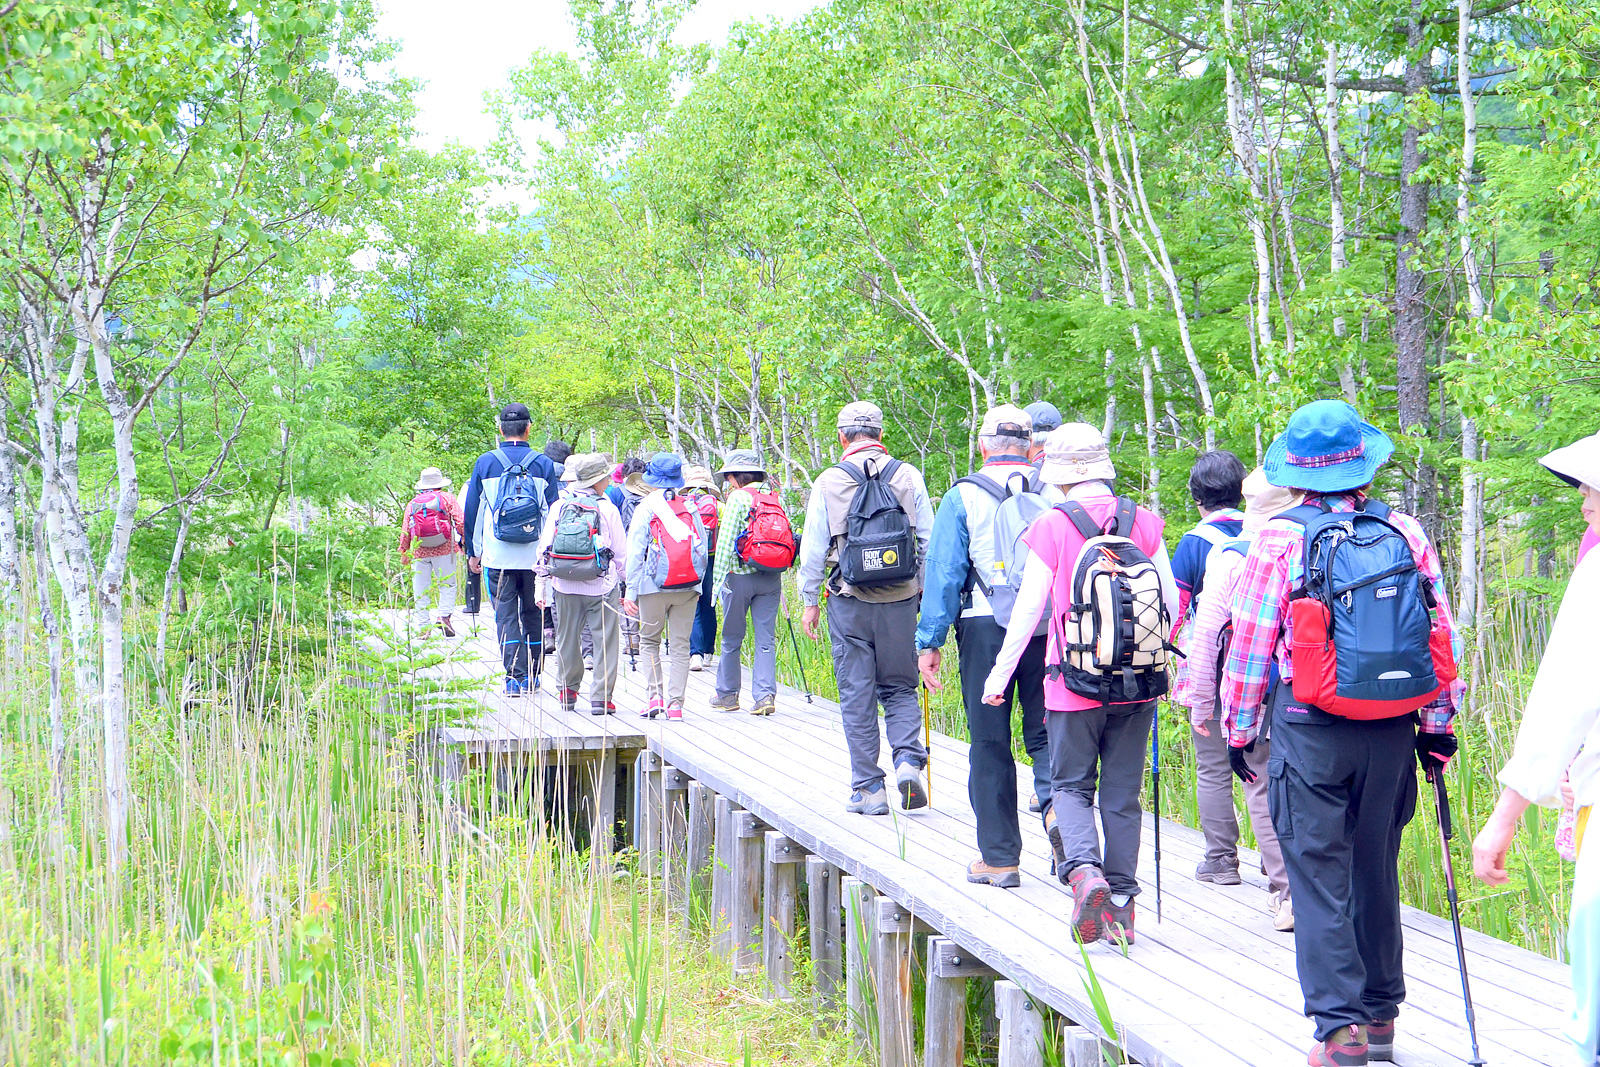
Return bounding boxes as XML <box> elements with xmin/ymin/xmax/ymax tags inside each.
<box><xmin>639</xmin><ymin>698</ymin><xmax>664</xmax><ymax>720</ymax></box>
<box><xmin>1066</xmin><ymin>865</ymin><xmax>1111</xmax><ymax>944</ymax></box>
<box><xmin>1044</xmin><ymin>809</ymin><xmax>1068</xmax><ymax>881</ymax></box>
<box><xmin>1309</xmin><ymin>1025</ymin><xmax>1368</xmax><ymax>1067</ymax></box>
<box><xmin>967</xmin><ymin>859</ymin><xmax>1022</xmax><ymax>889</ymax></box>
<box><xmin>1366</xmin><ymin>1020</ymin><xmax>1394</xmax><ymax>1063</ymax></box>
<box><xmin>558</xmin><ymin>687</ymin><xmax>580</xmax><ymax>712</ymax></box>
<box><xmin>689</xmin><ymin>654</ymin><xmax>704</xmax><ymax>671</ymax></box>
<box><xmin>583</xmin><ymin>654</ymin><xmax>594</xmax><ymax>671</ymax></box>
<box><xmin>588</xmin><ymin>701</ymin><xmax>616</xmax><ymax>717</ymax></box>
<box><xmin>439</xmin><ymin>616</ymin><xmax>456</xmax><ymax>637</ymax></box>
<box><xmin>1101</xmin><ymin>896</ymin><xmax>1135</xmax><ymax>947</ymax></box>
<box><xmin>1028</xmin><ymin>792</ymin><xmax>1042</xmax><ymax>813</ymax></box>
<box><xmin>665</xmin><ymin>705</ymin><xmax>684</xmax><ymax>721</ymax></box>
<box><xmin>504</xmin><ymin>677</ymin><xmax>526</xmax><ymax>698</ymax></box>
<box><xmin>1195</xmin><ymin>857</ymin><xmax>1242</xmax><ymax>885</ymax></box>
<box><xmin>1274</xmin><ymin>894</ymin><xmax>1296</xmax><ymax>933</ymax></box>
<box><xmin>709</xmin><ymin>692</ymin><xmax>741</xmax><ymax>712</ymax></box>
<box><xmin>846</xmin><ymin>782</ymin><xmax>891</xmax><ymax>816</ymax></box>
<box><xmin>750</xmin><ymin>696</ymin><xmax>777</xmax><ymax>717</ymax></box>
<box><xmin>896</xmin><ymin>762</ymin><xmax>929</xmax><ymax>810</ymax></box>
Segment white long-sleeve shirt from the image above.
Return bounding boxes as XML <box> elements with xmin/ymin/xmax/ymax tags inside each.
<box><xmin>1498</xmin><ymin>549</ymin><xmax>1600</xmax><ymax>809</ymax></box>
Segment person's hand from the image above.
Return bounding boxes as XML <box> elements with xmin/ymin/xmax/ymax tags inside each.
<box><xmin>1415</xmin><ymin>731</ymin><xmax>1460</xmax><ymax>782</ymax></box>
<box><xmin>467</xmin><ymin>556</ymin><xmax>483</xmax><ymax>574</ymax></box>
<box><xmin>1472</xmin><ymin>815</ymin><xmax>1517</xmax><ymax>886</ymax></box>
<box><xmin>1561</xmin><ymin>773</ymin><xmax>1575</xmax><ymax>811</ymax></box>
<box><xmin>802</xmin><ymin>604</ymin><xmax>821</xmax><ymax>640</ymax></box>
<box><xmin>982</xmin><ymin>691</ymin><xmax>1005</xmax><ymax>706</ymax></box>
<box><xmin>622</xmin><ymin>599</ymin><xmax>639</xmax><ymax>618</ymax></box>
<box><xmin>918</xmin><ymin>648</ymin><xmax>942</xmax><ymax>691</ymax></box>
<box><xmin>1193</xmin><ymin>717</ymin><xmax>1211</xmax><ymax>737</ymax></box>
<box><xmin>535</xmin><ymin>596</ymin><xmax>548</xmax><ymax>609</ymax></box>
<box><xmin>401</xmin><ymin>553</ymin><xmax>412</xmax><ymax>567</ymax></box>
<box><xmin>1228</xmin><ymin>740</ymin><xmax>1256</xmax><ymax>784</ymax></box>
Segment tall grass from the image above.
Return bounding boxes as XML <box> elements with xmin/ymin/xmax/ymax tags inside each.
<box><xmin>0</xmin><ymin>593</ymin><xmax>861</xmax><ymax>1066</ymax></box>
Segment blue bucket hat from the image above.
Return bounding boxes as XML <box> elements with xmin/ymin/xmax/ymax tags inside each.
<box><xmin>643</xmin><ymin>452</ymin><xmax>686</xmax><ymax>490</ymax></box>
<box><xmin>1263</xmin><ymin>400</ymin><xmax>1395</xmax><ymax>493</ymax></box>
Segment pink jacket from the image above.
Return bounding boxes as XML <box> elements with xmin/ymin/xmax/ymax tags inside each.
<box><xmin>1175</xmin><ymin>540</ymin><xmax>1246</xmax><ymax>725</ymax></box>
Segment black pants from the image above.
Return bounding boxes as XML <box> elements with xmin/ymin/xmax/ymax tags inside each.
<box><xmin>493</xmin><ymin>568</ymin><xmax>543</xmax><ymax>683</ymax></box>
<box><xmin>1268</xmin><ymin>687</ymin><xmax>1419</xmax><ymax>1040</ymax></box>
<box><xmin>956</xmin><ymin>616</ymin><xmax>1051</xmax><ymax>867</ymax></box>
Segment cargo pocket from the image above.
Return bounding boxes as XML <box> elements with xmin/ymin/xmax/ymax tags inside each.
<box><xmin>1267</xmin><ymin>756</ymin><xmax>1293</xmax><ymax>841</ymax></box>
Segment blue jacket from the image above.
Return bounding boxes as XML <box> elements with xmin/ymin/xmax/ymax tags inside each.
<box><xmin>462</xmin><ymin>441</ymin><xmax>561</xmax><ymax>570</ymax></box>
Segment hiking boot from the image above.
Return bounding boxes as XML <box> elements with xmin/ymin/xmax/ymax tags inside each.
<box><xmin>583</xmin><ymin>654</ymin><xmax>594</xmax><ymax>671</ymax></box>
<box><xmin>1066</xmin><ymin>865</ymin><xmax>1111</xmax><ymax>944</ymax></box>
<box><xmin>639</xmin><ymin>698</ymin><xmax>664</xmax><ymax>719</ymax></box>
<box><xmin>1366</xmin><ymin>1020</ymin><xmax>1394</xmax><ymax>1062</ymax></box>
<box><xmin>439</xmin><ymin>616</ymin><xmax>456</xmax><ymax>637</ymax></box>
<box><xmin>558</xmin><ymin>687</ymin><xmax>580</xmax><ymax>712</ymax></box>
<box><xmin>967</xmin><ymin>859</ymin><xmax>1022</xmax><ymax>889</ymax></box>
<box><xmin>709</xmin><ymin>692</ymin><xmax>741</xmax><ymax>712</ymax></box>
<box><xmin>505</xmin><ymin>677</ymin><xmax>526</xmax><ymax>698</ymax></box>
<box><xmin>1195</xmin><ymin>857</ymin><xmax>1242</xmax><ymax>885</ymax></box>
<box><xmin>1273</xmin><ymin>894</ymin><xmax>1295</xmax><ymax>933</ymax></box>
<box><xmin>1101</xmin><ymin>896</ymin><xmax>1135</xmax><ymax>947</ymax></box>
<box><xmin>1308</xmin><ymin>1025</ymin><xmax>1368</xmax><ymax>1067</ymax></box>
<box><xmin>750</xmin><ymin>696</ymin><xmax>777</xmax><ymax>717</ymax></box>
<box><xmin>689</xmin><ymin>654</ymin><xmax>704</xmax><ymax>671</ymax></box>
<box><xmin>1045</xmin><ymin>809</ymin><xmax>1068</xmax><ymax>881</ymax></box>
<box><xmin>847</xmin><ymin>781</ymin><xmax>890</xmax><ymax>816</ymax></box>
<box><xmin>665</xmin><ymin>705</ymin><xmax>684</xmax><ymax>721</ymax></box>
<box><xmin>589</xmin><ymin>701</ymin><xmax>616</xmax><ymax>717</ymax></box>
<box><xmin>896</xmin><ymin>762</ymin><xmax>928</xmax><ymax>810</ymax></box>
<box><xmin>1028</xmin><ymin>792</ymin><xmax>1042</xmax><ymax>813</ymax></box>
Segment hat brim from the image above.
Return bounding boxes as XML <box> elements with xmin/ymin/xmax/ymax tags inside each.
<box><xmin>1539</xmin><ymin>439</ymin><xmax>1600</xmax><ymax>489</ymax></box>
<box><xmin>1263</xmin><ymin>422</ymin><xmax>1394</xmax><ymax>493</ymax></box>
<box><xmin>1039</xmin><ymin>457</ymin><xmax>1116</xmax><ymax>485</ymax></box>
<box><xmin>644</xmin><ymin>473</ymin><xmax>685</xmax><ymax>489</ymax></box>
<box><xmin>716</xmin><ymin>465</ymin><xmax>767</xmax><ymax>477</ymax></box>
<box><xmin>415</xmin><ymin>477</ymin><xmax>450</xmax><ymax>491</ymax></box>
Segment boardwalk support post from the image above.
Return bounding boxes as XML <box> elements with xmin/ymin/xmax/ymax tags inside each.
<box><xmin>635</xmin><ymin>751</ymin><xmax>663</xmax><ymax>867</ymax></box>
<box><xmin>661</xmin><ymin>766</ymin><xmax>690</xmax><ymax>899</ymax></box>
<box><xmin>732</xmin><ymin>809</ymin><xmax>766</xmax><ymax>975</ymax></box>
<box><xmin>588</xmin><ymin>748</ymin><xmax>618</xmax><ymax>858</ymax></box>
<box><xmin>995</xmin><ymin>979</ymin><xmax>1045</xmax><ymax>1067</ymax></box>
<box><xmin>763</xmin><ymin>831</ymin><xmax>803</xmax><ymax>1000</ymax></box>
<box><xmin>711</xmin><ymin>795</ymin><xmax>735</xmax><ymax>957</ymax></box>
<box><xmin>805</xmin><ymin>856</ymin><xmax>842</xmax><ymax>1015</ymax></box>
<box><xmin>684</xmin><ymin>782</ymin><xmax>714</xmax><ymax>931</ymax></box>
<box><xmin>925</xmin><ymin>937</ymin><xmax>997</xmax><ymax>1067</ymax></box>
<box><xmin>1061</xmin><ymin>1025</ymin><xmax>1117</xmax><ymax>1067</ymax></box>
<box><xmin>874</xmin><ymin>897</ymin><xmax>915</xmax><ymax>1067</ymax></box>
<box><xmin>843</xmin><ymin>876</ymin><xmax>876</xmax><ymax>1059</ymax></box>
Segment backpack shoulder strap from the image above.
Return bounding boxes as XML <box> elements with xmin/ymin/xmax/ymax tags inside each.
<box><xmin>1361</xmin><ymin>497</ymin><xmax>1393</xmax><ymax>520</ymax></box>
<box><xmin>1112</xmin><ymin>496</ymin><xmax>1138</xmax><ymax>538</ymax></box>
<box><xmin>878</xmin><ymin>458</ymin><xmax>902</xmax><ymax>482</ymax></box>
<box><xmin>493</xmin><ymin>448</ymin><xmax>511</xmax><ymax>471</ymax></box>
<box><xmin>1056</xmin><ymin>500</ymin><xmax>1103</xmax><ymax>541</ymax></box>
<box><xmin>834</xmin><ymin>461</ymin><xmax>868</xmax><ymax>487</ymax></box>
<box><xmin>955</xmin><ymin>474</ymin><xmax>1008</xmax><ymax>504</ymax></box>
<box><xmin>1220</xmin><ymin>539</ymin><xmax>1249</xmax><ymax>558</ymax></box>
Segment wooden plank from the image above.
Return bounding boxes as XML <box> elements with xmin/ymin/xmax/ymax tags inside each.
<box><xmin>996</xmin><ymin>979</ymin><xmax>1045</xmax><ymax>1067</ymax></box>
<box><xmin>844</xmin><ymin>876</ymin><xmax>876</xmax><ymax>1059</ymax></box>
<box><xmin>589</xmin><ymin>748</ymin><xmax>617</xmax><ymax>858</ymax></box>
<box><xmin>763</xmin><ymin>830</ymin><xmax>798</xmax><ymax>1001</ymax></box>
<box><xmin>711</xmin><ymin>795</ymin><xmax>734</xmax><ymax>957</ymax></box>
<box><xmin>663</xmin><ymin>765</ymin><xmax>692</xmax><ymax>792</ymax></box>
<box><xmin>1064</xmin><ymin>1024</ymin><xmax>1117</xmax><ymax>1067</ymax></box>
<box><xmin>684</xmin><ymin>781</ymin><xmax>714</xmax><ymax>931</ymax></box>
<box><xmin>874</xmin><ymin>895</ymin><xmax>915</xmax><ymax>1067</ymax></box>
<box><xmin>924</xmin><ymin>937</ymin><xmax>968</xmax><ymax>1067</ymax></box>
<box><xmin>806</xmin><ymin>855</ymin><xmax>843</xmax><ymax>1014</ymax></box>
<box><xmin>929</xmin><ymin>935</ymin><xmax>998</xmax><ymax>978</ymax></box>
<box><xmin>765</xmin><ymin>833</ymin><xmax>804</xmax><ymax>863</ymax></box>
<box><xmin>638</xmin><ymin>757</ymin><xmax>663</xmax><ymax>869</ymax></box>
<box><xmin>732</xmin><ymin>808</ymin><xmax>764</xmax><ymax>975</ymax></box>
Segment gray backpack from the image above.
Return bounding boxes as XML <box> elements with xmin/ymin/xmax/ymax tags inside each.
<box><xmin>546</xmin><ymin>498</ymin><xmax>605</xmax><ymax>581</ymax></box>
<box><xmin>956</xmin><ymin>469</ymin><xmax>1051</xmax><ymax>632</ymax></box>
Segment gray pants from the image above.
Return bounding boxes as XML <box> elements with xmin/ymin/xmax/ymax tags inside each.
<box><xmin>1193</xmin><ymin>721</ymin><xmax>1288</xmax><ymax>897</ymax></box>
<box><xmin>825</xmin><ymin>594</ymin><xmax>927</xmax><ymax>792</ymax></box>
<box><xmin>638</xmin><ymin>589</ymin><xmax>699</xmax><ymax>709</ymax></box>
<box><xmin>554</xmin><ymin>587</ymin><xmax>621</xmax><ymax>709</ymax></box>
<box><xmin>715</xmin><ymin>571</ymin><xmax>782</xmax><ymax>702</ymax></box>
<box><xmin>411</xmin><ymin>555</ymin><xmax>457</xmax><ymax>626</ymax></box>
<box><xmin>1047</xmin><ymin>701</ymin><xmax>1155</xmax><ymax>898</ymax></box>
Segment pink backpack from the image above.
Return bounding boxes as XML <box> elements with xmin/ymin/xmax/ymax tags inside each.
<box><xmin>408</xmin><ymin>492</ymin><xmax>452</xmax><ymax>549</ymax></box>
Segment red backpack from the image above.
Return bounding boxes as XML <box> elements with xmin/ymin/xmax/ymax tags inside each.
<box><xmin>735</xmin><ymin>489</ymin><xmax>797</xmax><ymax>573</ymax></box>
<box><xmin>686</xmin><ymin>490</ymin><xmax>720</xmax><ymax>550</ymax></box>
<box><xmin>408</xmin><ymin>491</ymin><xmax>452</xmax><ymax>548</ymax></box>
<box><xmin>647</xmin><ymin>491</ymin><xmax>708</xmax><ymax>590</ymax></box>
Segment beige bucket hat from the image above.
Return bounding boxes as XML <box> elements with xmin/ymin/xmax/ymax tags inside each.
<box><xmin>1039</xmin><ymin>423</ymin><xmax>1116</xmax><ymax>486</ymax></box>
<box><xmin>415</xmin><ymin>467</ymin><xmax>450</xmax><ymax>491</ymax></box>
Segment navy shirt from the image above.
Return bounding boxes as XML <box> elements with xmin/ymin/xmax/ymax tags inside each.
<box><xmin>1172</xmin><ymin>511</ymin><xmax>1245</xmax><ymax>618</ymax></box>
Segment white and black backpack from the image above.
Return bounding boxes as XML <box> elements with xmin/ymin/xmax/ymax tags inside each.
<box><xmin>1048</xmin><ymin>497</ymin><xmax>1173</xmax><ymax>703</ymax></box>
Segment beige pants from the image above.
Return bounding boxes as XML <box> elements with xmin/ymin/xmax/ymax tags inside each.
<box><xmin>411</xmin><ymin>555</ymin><xmax>457</xmax><ymax>626</ymax></box>
<box><xmin>1193</xmin><ymin>722</ymin><xmax>1288</xmax><ymax>897</ymax></box>
<box><xmin>637</xmin><ymin>589</ymin><xmax>699</xmax><ymax>710</ymax></box>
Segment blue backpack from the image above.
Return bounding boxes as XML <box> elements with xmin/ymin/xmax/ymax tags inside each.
<box><xmin>492</xmin><ymin>448</ymin><xmax>550</xmax><ymax>544</ymax></box>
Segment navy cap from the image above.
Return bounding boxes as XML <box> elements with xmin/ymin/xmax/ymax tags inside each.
<box><xmin>499</xmin><ymin>402</ymin><xmax>531</xmax><ymax>422</ymax></box>
<box><xmin>1025</xmin><ymin>401</ymin><xmax>1063</xmax><ymax>433</ymax></box>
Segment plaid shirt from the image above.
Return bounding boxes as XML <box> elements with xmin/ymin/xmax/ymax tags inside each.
<box><xmin>710</xmin><ymin>482</ymin><xmax>766</xmax><ymax>595</ymax></box>
<box><xmin>1220</xmin><ymin>492</ymin><xmax>1462</xmax><ymax>746</ymax></box>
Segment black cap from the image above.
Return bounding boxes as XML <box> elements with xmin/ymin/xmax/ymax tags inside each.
<box><xmin>499</xmin><ymin>402</ymin><xmax>531</xmax><ymax>422</ymax></box>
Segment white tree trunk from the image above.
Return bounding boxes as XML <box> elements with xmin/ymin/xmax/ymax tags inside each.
<box><xmin>1325</xmin><ymin>44</ymin><xmax>1358</xmax><ymax>402</ymax></box>
<box><xmin>1456</xmin><ymin>0</ymin><xmax>1486</xmax><ymax>634</ymax></box>
<box><xmin>1222</xmin><ymin>0</ymin><xmax>1275</xmax><ymax>353</ymax></box>
<box><xmin>0</xmin><ymin>408</ymin><xmax>23</xmax><ymax>677</ymax></box>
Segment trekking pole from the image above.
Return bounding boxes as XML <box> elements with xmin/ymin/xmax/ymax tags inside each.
<box><xmin>785</xmin><ymin>617</ymin><xmax>813</xmax><ymax>703</ymax></box>
<box><xmin>920</xmin><ymin>682</ymin><xmax>933</xmax><ymax>804</ymax></box>
<box><xmin>1430</xmin><ymin>765</ymin><xmax>1487</xmax><ymax>1067</ymax></box>
<box><xmin>1150</xmin><ymin>704</ymin><xmax>1162</xmax><ymax>923</ymax></box>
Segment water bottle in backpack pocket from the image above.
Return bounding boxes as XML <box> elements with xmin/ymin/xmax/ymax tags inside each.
<box><xmin>547</xmin><ymin>498</ymin><xmax>608</xmax><ymax>582</ymax></box>
<box><xmin>834</xmin><ymin>458</ymin><xmax>917</xmax><ymax>588</ymax></box>
<box><xmin>408</xmin><ymin>491</ymin><xmax>453</xmax><ymax>549</ymax></box>
<box><xmin>646</xmin><ymin>490</ymin><xmax>708</xmax><ymax>590</ymax></box>
<box><xmin>956</xmin><ymin>469</ymin><xmax>1050</xmax><ymax>634</ymax></box>
<box><xmin>1282</xmin><ymin>499</ymin><xmax>1457</xmax><ymax>718</ymax></box>
<box><xmin>492</xmin><ymin>448</ymin><xmax>550</xmax><ymax>544</ymax></box>
<box><xmin>735</xmin><ymin>489</ymin><xmax>797</xmax><ymax>573</ymax></box>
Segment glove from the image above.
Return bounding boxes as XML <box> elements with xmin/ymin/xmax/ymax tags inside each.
<box><xmin>1228</xmin><ymin>740</ymin><xmax>1257</xmax><ymax>785</ymax></box>
<box><xmin>1415</xmin><ymin>731</ymin><xmax>1459</xmax><ymax>782</ymax></box>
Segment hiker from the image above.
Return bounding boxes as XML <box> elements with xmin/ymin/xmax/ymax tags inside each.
<box><xmin>613</xmin><ymin>457</ymin><xmax>650</xmax><ymax>662</ymax></box>
<box><xmin>1024</xmin><ymin>401</ymin><xmax>1062</xmax><ymax>466</ymax></box>
<box><xmin>982</xmin><ymin>422</ymin><xmax>1177</xmax><ymax>944</ymax></box>
<box><xmin>534</xmin><ymin>453</ymin><xmax>626</xmax><ymax>715</ymax></box>
<box><xmin>463</xmin><ymin>402</ymin><xmax>562</xmax><ymax>697</ymax></box>
<box><xmin>539</xmin><ymin>440</ymin><xmax>576</xmax><ymax>654</ymax></box>
<box><xmin>400</xmin><ymin>467</ymin><xmax>465</xmax><ymax>637</ymax></box>
<box><xmin>916</xmin><ymin>404</ymin><xmax>1052</xmax><ymax>888</ymax></box>
<box><xmin>1220</xmin><ymin>400</ymin><xmax>1462</xmax><ymax>1067</ymax></box>
<box><xmin>1175</xmin><ymin>467</ymin><xmax>1297</xmax><ymax>931</ymax></box>
<box><xmin>683</xmin><ymin>464</ymin><xmax>722</xmax><ymax>672</ymax></box>
<box><xmin>798</xmin><ymin>401</ymin><xmax>933</xmax><ymax>816</ymax></box>
<box><xmin>623</xmin><ymin>453</ymin><xmax>711</xmax><ymax>719</ymax></box>
<box><xmin>1473</xmin><ymin>430</ymin><xmax>1600</xmax><ymax>1067</ymax></box>
<box><xmin>709</xmin><ymin>449</ymin><xmax>796</xmax><ymax>716</ymax></box>
<box><xmin>1171</xmin><ymin>450</ymin><xmax>1247</xmax><ymax>624</ymax></box>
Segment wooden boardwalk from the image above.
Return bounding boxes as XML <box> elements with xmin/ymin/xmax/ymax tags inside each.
<box><xmin>421</xmin><ymin>612</ymin><xmax>1571</xmax><ymax>1067</ymax></box>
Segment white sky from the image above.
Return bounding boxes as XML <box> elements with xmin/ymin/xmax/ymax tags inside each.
<box><xmin>373</xmin><ymin>0</ymin><xmax>825</xmax><ymax>153</ymax></box>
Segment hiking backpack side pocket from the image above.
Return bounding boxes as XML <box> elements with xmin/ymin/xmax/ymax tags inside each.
<box><xmin>835</xmin><ymin>459</ymin><xmax>917</xmax><ymax>588</ymax></box>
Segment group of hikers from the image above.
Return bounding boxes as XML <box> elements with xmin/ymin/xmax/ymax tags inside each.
<box><xmin>398</xmin><ymin>396</ymin><xmax>1600</xmax><ymax>1067</ymax></box>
